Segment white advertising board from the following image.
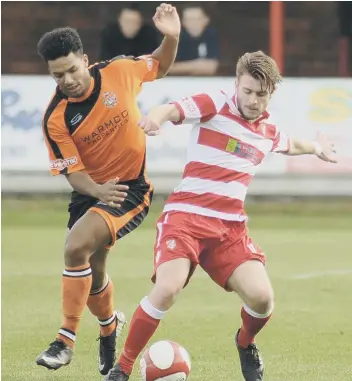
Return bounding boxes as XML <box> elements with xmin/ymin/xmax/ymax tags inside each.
<box><xmin>2</xmin><ymin>76</ymin><xmax>351</xmax><ymax>175</ymax></box>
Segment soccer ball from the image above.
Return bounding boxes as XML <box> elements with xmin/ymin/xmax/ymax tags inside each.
<box><xmin>140</xmin><ymin>340</ymin><xmax>191</xmax><ymax>381</ymax></box>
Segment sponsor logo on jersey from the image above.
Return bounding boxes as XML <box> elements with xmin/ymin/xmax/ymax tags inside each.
<box><xmin>50</xmin><ymin>156</ymin><xmax>78</xmax><ymax>171</ymax></box>
<box><xmin>70</xmin><ymin>113</ymin><xmax>83</xmax><ymax>125</ymax></box>
<box><xmin>225</xmin><ymin>138</ymin><xmax>262</xmax><ymax>165</ymax></box>
<box><xmin>181</xmin><ymin>97</ymin><xmax>198</xmax><ymax>115</ymax></box>
<box><xmin>81</xmin><ymin>111</ymin><xmax>129</xmax><ymax>145</ymax></box>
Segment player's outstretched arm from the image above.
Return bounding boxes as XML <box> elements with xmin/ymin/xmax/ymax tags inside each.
<box><xmin>151</xmin><ymin>3</ymin><xmax>181</xmax><ymax>78</ymax></box>
<box><xmin>139</xmin><ymin>104</ymin><xmax>181</xmax><ymax>136</ymax></box>
<box><xmin>66</xmin><ymin>172</ymin><xmax>129</xmax><ymax>208</ymax></box>
<box><xmin>286</xmin><ymin>133</ymin><xmax>337</xmax><ymax>163</ymax></box>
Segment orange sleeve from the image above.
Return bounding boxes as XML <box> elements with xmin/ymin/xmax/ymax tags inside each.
<box><xmin>109</xmin><ymin>56</ymin><xmax>159</xmax><ymax>85</ymax></box>
<box><xmin>42</xmin><ymin>102</ymin><xmax>85</xmax><ymax>176</ymax></box>
<box><xmin>134</xmin><ymin>55</ymin><xmax>159</xmax><ymax>82</ymax></box>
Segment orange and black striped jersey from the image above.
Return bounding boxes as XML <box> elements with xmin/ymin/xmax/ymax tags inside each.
<box><xmin>42</xmin><ymin>56</ymin><xmax>159</xmax><ymax>183</ymax></box>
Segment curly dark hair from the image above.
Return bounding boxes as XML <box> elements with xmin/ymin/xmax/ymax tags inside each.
<box><xmin>37</xmin><ymin>27</ymin><xmax>83</xmax><ymax>62</ymax></box>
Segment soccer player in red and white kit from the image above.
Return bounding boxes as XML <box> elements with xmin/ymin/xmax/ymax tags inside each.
<box><xmin>104</xmin><ymin>51</ymin><xmax>337</xmax><ymax>381</ymax></box>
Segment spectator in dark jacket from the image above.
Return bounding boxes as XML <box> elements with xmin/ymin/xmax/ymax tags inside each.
<box><xmin>100</xmin><ymin>4</ymin><xmax>160</xmax><ymax>60</ymax></box>
<box><xmin>169</xmin><ymin>5</ymin><xmax>220</xmax><ymax>76</ymax></box>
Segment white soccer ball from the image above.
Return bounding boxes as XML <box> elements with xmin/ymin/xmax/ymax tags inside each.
<box><xmin>140</xmin><ymin>340</ymin><xmax>191</xmax><ymax>381</ymax></box>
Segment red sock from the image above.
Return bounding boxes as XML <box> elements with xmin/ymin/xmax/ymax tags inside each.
<box><xmin>118</xmin><ymin>297</ymin><xmax>166</xmax><ymax>375</ymax></box>
<box><xmin>237</xmin><ymin>305</ymin><xmax>272</xmax><ymax>348</ymax></box>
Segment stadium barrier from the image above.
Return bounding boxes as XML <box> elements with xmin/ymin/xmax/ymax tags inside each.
<box><xmin>2</xmin><ymin>76</ymin><xmax>352</xmax><ymax>195</ymax></box>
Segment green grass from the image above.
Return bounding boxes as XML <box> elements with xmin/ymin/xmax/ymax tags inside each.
<box><xmin>2</xmin><ymin>198</ymin><xmax>352</xmax><ymax>380</ymax></box>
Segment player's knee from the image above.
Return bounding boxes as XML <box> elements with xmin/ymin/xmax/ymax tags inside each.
<box><xmin>151</xmin><ymin>281</ymin><xmax>184</xmax><ymax>310</ymax></box>
<box><xmin>249</xmin><ymin>289</ymin><xmax>274</xmax><ymax>315</ymax></box>
<box><xmin>64</xmin><ymin>239</ymin><xmax>93</xmax><ymax>267</ymax></box>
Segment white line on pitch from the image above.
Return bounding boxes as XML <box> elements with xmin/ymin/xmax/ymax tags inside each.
<box><xmin>287</xmin><ymin>269</ymin><xmax>352</xmax><ymax>280</ymax></box>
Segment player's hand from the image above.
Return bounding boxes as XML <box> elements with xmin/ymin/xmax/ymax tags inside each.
<box><xmin>153</xmin><ymin>3</ymin><xmax>181</xmax><ymax>38</ymax></box>
<box><xmin>139</xmin><ymin>115</ymin><xmax>161</xmax><ymax>136</ymax></box>
<box><xmin>96</xmin><ymin>178</ymin><xmax>129</xmax><ymax>208</ymax></box>
<box><xmin>315</xmin><ymin>132</ymin><xmax>337</xmax><ymax>163</ymax></box>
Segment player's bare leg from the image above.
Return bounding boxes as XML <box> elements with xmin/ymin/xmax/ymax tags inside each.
<box><xmin>103</xmin><ymin>258</ymin><xmax>191</xmax><ymax>381</ymax></box>
<box><xmin>88</xmin><ymin>248</ymin><xmax>127</xmax><ymax>375</ymax></box>
<box><xmin>90</xmin><ymin>247</ymin><xmax>110</xmax><ymax>291</ymax></box>
<box><xmin>36</xmin><ymin>211</ymin><xmax>113</xmax><ymax>371</ymax></box>
<box><xmin>227</xmin><ymin>260</ymin><xmax>274</xmax><ymax>381</ymax></box>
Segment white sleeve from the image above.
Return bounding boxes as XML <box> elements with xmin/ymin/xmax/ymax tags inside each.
<box><xmin>271</xmin><ymin>128</ymin><xmax>291</xmax><ymax>153</ymax></box>
<box><xmin>171</xmin><ymin>92</ymin><xmax>226</xmax><ymax>125</ymax></box>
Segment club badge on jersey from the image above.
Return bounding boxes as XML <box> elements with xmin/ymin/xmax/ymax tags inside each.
<box><xmin>102</xmin><ymin>91</ymin><xmax>118</xmax><ymax>109</ymax></box>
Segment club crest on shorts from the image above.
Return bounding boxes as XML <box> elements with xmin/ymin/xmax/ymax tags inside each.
<box><xmin>166</xmin><ymin>239</ymin><xmax>176</xmax><ymax>250</ymax></box>
<box><xmin>102</xmin><ymin>91</ymin><xmax>117</xmax><ymax>108</ymax></box>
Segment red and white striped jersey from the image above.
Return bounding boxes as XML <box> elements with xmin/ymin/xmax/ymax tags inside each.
<box><xmin>163</xmin><ymin>91</ymin><xmax>290</xmax><ymax>221</ymax></box>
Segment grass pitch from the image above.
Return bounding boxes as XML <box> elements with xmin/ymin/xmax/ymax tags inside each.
<box><xmin>2</xmin><ymin>198</ymin><xmax>352</xmax><ymax>381</ymax></box>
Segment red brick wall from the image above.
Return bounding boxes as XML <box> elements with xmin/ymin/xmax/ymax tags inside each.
<box><xmin>1</xmin><ymin>1</ymin><xmax>341</xmax><ymax>76</ymax></box>
<box><xmin>284</xmin><ymin>2</ymin><xmax>340</xmax><ymax>76</ymax></box>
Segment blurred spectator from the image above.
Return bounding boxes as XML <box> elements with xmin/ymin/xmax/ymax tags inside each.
<box><xmin>100</xmin><ymin>3</ymin><xmax>160</xmax><ymax>60</ymax></box>
<box><xmin>169</xmin><ymin>5</ymin><xmax>220</xmax><ymax>76</ymax></box>
<box><xmin>337</xmin><ymin>1</ymin><xmax>352</xmax><ymax>76</ymax></box>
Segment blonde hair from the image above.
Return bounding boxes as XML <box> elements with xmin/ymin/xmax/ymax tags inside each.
<box><xmin>236</xmin><ymin>51</ymin><xmax>282</xmax><ymax>93</ymax></box>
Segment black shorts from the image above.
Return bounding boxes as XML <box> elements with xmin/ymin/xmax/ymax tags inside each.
<box><xmin>67</xmin><ymin>176</ymin><xmax>153</xmax><ymax>247</ymax></box>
